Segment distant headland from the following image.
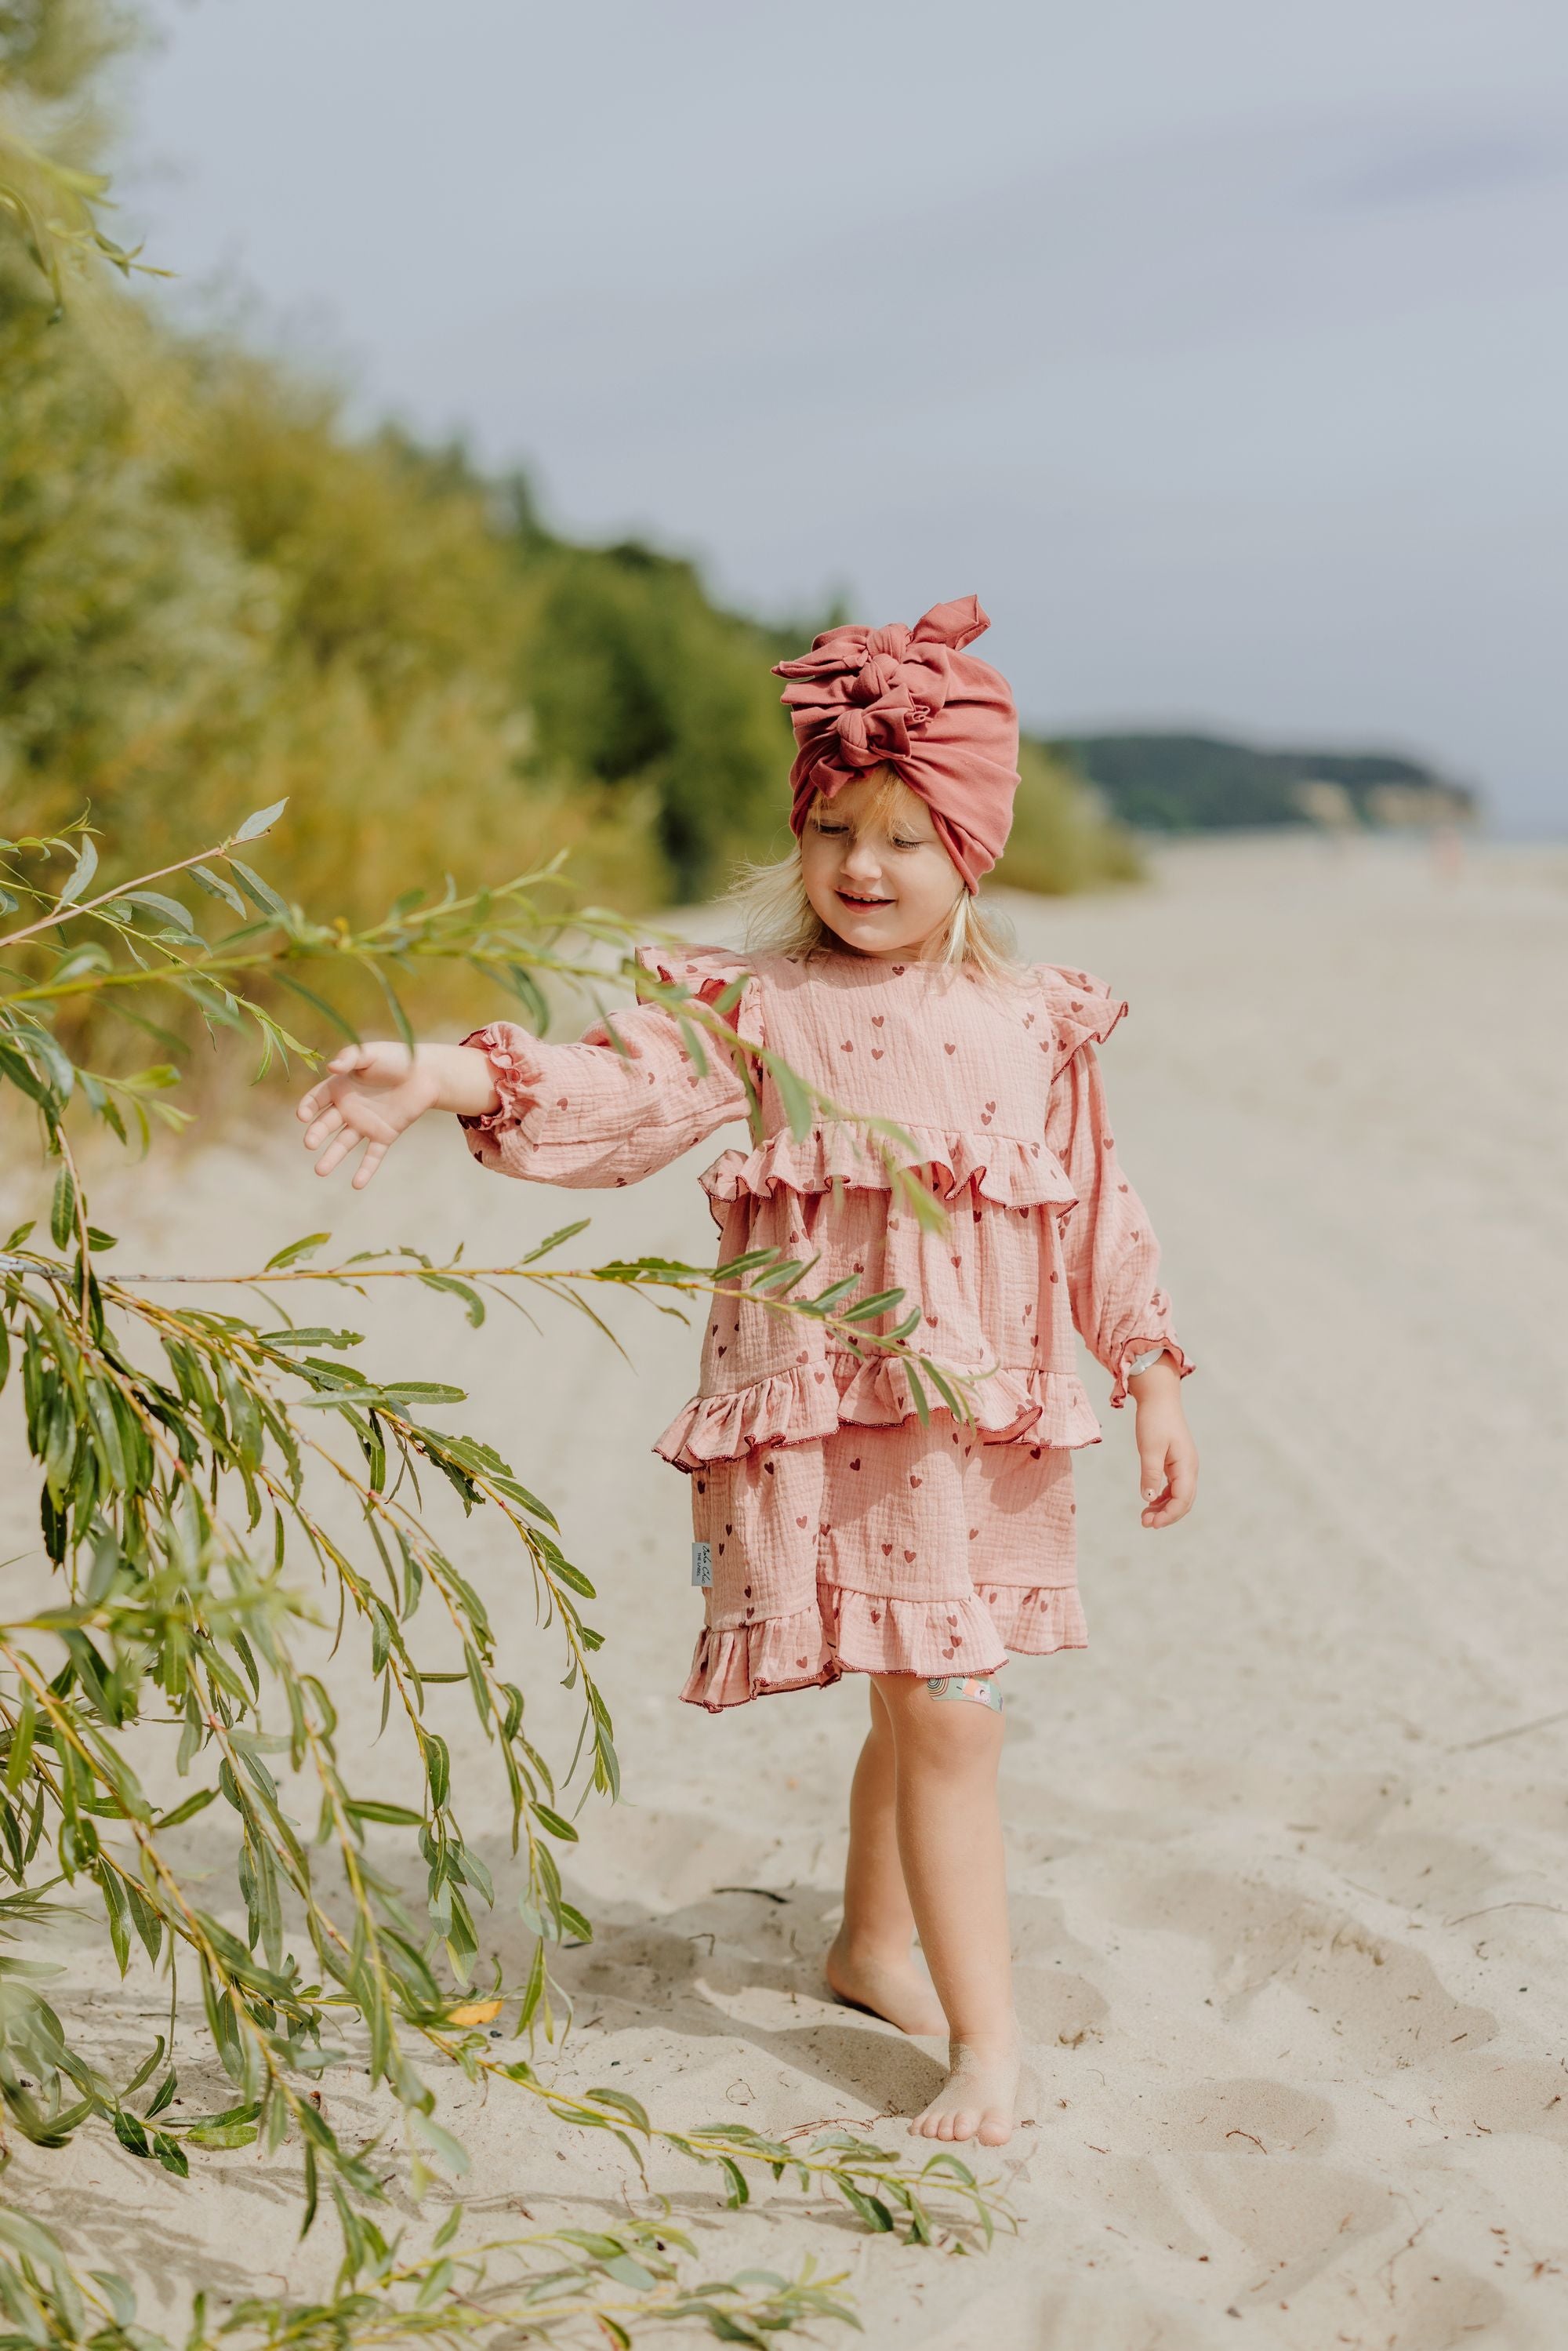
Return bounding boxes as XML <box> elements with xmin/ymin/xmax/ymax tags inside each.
<box><xmin>1049</xmin><ymin>732</ymin><xmax>1479</xmax><ymax>833</ymax></box>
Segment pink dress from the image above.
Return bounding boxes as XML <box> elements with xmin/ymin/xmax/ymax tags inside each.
<box><xmin>460</xmin><ymin>942</ymin><xmax>1193</xmax><ymax>1710</ymax></box>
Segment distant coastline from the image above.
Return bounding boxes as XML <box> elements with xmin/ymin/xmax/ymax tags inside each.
<box><xmin>1049</xmin><ymin>730</ymin><xmax>1479</xmax><ymax>834</ymax></box>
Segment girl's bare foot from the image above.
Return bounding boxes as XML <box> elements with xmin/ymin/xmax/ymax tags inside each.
<box><xmin>824</xmin><ymin>1935</ymin><xmax>947</xmax><ymax>2037</ymax></box>
<box><xmin>909</xmin><ymin>2026</ymin><xmax>1022</xmax><ymax>2146</ymax></box>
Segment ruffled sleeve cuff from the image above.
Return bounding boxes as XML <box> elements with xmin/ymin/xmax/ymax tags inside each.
<box><xmin>1108</xmin><ymin>1328</ymin><xmax>1196</xmax><ymax>1411</ymax></box>
<box><xmin>456</xmin><ymin>1021</ymin><xmax>551</xmax><ymax>1167</ymax></box>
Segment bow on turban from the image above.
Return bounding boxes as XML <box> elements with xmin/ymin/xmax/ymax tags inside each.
<box><xmin>773</xmin><ymin>594</ymin><xmax>1021</xmax><ymax>893</ymax></box>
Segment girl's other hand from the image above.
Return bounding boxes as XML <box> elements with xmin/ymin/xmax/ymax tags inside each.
<box><xmin>1132</xmin><ymin>1380</ymin><xmax>1199</xmax><ymax>1529</ymax></box>
<box><xmin>296</xmin><ymin>1042</ymin><xmax>446</xmax><ymax>1188</ymax></box>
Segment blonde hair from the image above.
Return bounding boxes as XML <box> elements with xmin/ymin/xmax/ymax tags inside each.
<box><xmin>727</xmin><ymin>769</ymin><xmax>1024</xmax><ymax>987</ymax></box>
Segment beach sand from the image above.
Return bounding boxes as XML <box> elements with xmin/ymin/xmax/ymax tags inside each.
<box><xmin>5</xmin><ymin>831</ymin><xmax>1567</xmax><ymax>2347</ymax></box>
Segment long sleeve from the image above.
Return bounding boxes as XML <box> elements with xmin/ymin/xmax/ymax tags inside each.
<box><xmin>1044</xmin><ymin>1036</ymin><xmax>1195</xmax><ymax>1409</ymax></box>
<box><xmin>459</xmin><ymin>945</ymin><xmax>753</xmax><ymax>1190</ymax></box>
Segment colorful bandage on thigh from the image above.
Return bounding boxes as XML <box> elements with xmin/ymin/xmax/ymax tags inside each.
<box><xmin>924</xmin><ymin>1675</ymin><xmax>1004</xmax><ymax>1713</ymax></box>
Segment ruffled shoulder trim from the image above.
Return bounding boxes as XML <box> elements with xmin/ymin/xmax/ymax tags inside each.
<box><xmin>1031</xmin><ymin>961</ymin><xmax>1128</xmax><ymax>1075</ymax></box>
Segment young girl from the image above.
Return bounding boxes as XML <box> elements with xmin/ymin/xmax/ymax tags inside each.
<box><xmin>296</xmin><ymin>594</ymin><xmax>1198</xmax><ymax>2150</ymax></box>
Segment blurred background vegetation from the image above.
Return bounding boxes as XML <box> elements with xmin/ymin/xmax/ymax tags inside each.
<box><xmin>1</xmin><ymin>0</ymin><xmax>1138</xmax><ymax>1045</ymax></box>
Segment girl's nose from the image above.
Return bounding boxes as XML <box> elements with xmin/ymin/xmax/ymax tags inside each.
<box><xmin>840</xmin><ymin>837</ymin><xmax>885</xmax><ymax>881</ymax></box>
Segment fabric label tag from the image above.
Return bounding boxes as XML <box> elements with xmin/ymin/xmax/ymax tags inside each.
<box><xmin>691</xmin><ymin>1541</ymin><xmax>713</xmax><ymax>1588</ymax></box>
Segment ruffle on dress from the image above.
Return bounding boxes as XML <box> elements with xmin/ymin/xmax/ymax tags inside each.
<box><xmin>698</xmin><ymin>1120</ymin><xmax>1078</xmax><ymax>1215</ymax></box>
<box><xmin>459</xmin><ymin>1023</ymin><xmax>552</xmax><ymax>1146</ymax></box>
<box><xmin>653</xmin><ymin>1348</ymin><xmax>1102</xmax><ymax>1469</ymax></box>
<box><xmin>1033</xmin><ymin>962</ymin><xmax>1129</xmax><ymax>1077</ymax></box>
<box><xmin>678</xmin><ymin>1579</ymin><xmax>1087</xmax><ymax>1711</ymax></box>
<box><xmin>1107</xmin><ymin>1331</ymin><xmax>1197</xmax><ymax>1411</ymax></box>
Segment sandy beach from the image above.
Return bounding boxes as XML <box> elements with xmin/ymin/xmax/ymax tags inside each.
<box><xmin>6</xmin><ymin>830</ymin><xmax>1568</xmax><ymax>2349</ymax></box>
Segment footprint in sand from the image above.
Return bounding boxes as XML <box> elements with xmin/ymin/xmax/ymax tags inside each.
<box><xmin>1099</xmin><ymin>1867</ymin><xmax>1499</xmax><ymax>2071</ymax></box>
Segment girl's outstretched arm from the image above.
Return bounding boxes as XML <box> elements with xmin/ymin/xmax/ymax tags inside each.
<box><xmin>298</xmin><ymin>1041</ymin><xmax>498</xmax><ymax>1189</ymax></box>
<box><xmin>296</xmin><ymin>951</ymin><xmax>754</xmax><ymax>1194</ymax></box>
<box><xmin>456</xmin><ymin>981</ymin><xmax>750</xmax><ymax>1190</ymax></box>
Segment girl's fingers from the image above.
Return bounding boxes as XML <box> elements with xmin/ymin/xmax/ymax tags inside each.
<box><xmin>330</xmin><ymin>1045</ymin><xmax>373</xmax><ymax>1073</ymax></box>
<box><xmin>1142</xmin><ymin>1446</ymin><xmax>1197</xmax><ymax>1527</ymax></box>
<box><xmin>296</xmin><ymin>1081</ymin><xmax>332</xmax><ymax>1124</ymax></box>
<box><xmin>302</xmin><ymin>1105</ymin><xmax>344</xmax><ymax>1150</ymax></box>
<box><xmin>351</xmin><ymin>1139</ymin><xmax>388</xmax><ymax>1189</ymax></box>
<box><xmin>313</xmin><ymin>1127</ymin><xmax>358</xmax><ymax>1179</ymax></box>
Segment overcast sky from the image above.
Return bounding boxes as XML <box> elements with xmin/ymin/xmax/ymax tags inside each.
<box><xmin>122</xmin><ymin>0</ymin><xmax>1568</xmax><ymax>834</ymax></box>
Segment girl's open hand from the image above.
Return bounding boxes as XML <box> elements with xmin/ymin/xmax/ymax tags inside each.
<box><xmin>296</xmin><ymin>1042</ymin><xmax>442</xmax><ymax>1188</ymax></box>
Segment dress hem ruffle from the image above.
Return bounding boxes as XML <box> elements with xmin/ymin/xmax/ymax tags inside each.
<box><xmin>678</xmin><ymin>1581</ymin><xmax>1087</xmax><ymax>1711</ymax></box>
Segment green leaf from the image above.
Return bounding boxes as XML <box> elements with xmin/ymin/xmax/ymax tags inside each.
<box><xmin>120</xmin><ymin>2037</ymin><xmax>166</xmax><ymax>2099</ymax></box>
<box><xmin>49</xmin><ymin>1164</ymin><xmax>75</xmax><ymax>1250</ymax></box>
<box><xmin>5</xmin><ymin>1686</ymin><xmax>35</xmax><ymax>1791</ymax></box>
<box><xmin>191</xmin><ymin>863</ymin><xmax>245</xmax><ymax>914</ymax></box>
<box><xmin>233</xmin><ymin>798</ymin><xmax>289</xmax><ymax>844</ymax></box>
<box><xmin>0</xmin><ymin>1038</ymin><xmax>50</xmax><ymax>1106</ymax></box>
<box><xmin>343</xmin><ymin>1800</ymin><xmax>425</xmax><ymax>1827</ymax></box>
<box><xmin>53</xmin><ymin>942</ymin><xmax>113</xmax><ymax>981</ymax></box>
<box><xmin>923</xmin><ymin>1359</ymin><xmax>969</xmax><ymax>1423</ymax></box>
<box><xmin>840</xmin><ymin>1288</ymin><xmax>902</xmax><ymax>1324</ymax></box>
<box><xmin>0</xmin><ymin>2211</ymin><xmax>68</xmax><ymax>2267</ymax></box>
<box><xmin>519</xmin><ymin>1219</ymin><xmax>592</xmax><ymax>1263</ymax></box>
<box><xmin>89</xmin><ymin>2273</ymin><xmax>136</xmax><ymax>2328</ymax></box>
<box><xmin>408</xmin><ymin>2109</ymin><xmax>470</xmax><ymax>2175</ymax></box>
<box><xmin>771</xmin><ymin>1059</ymin><xmax>815</xmax><ymax>1143</ymax></box>
<box><xmin>586</xmin><ymin>2085</ymin><xmax>651</xmax><ymax>2135</ymax></box>
<box><xmin>185</xmin><ymin>2119</ymin><xmax>259</xmax><ymax>2150</ymax></box>
<box><xmin>155</xmin><ymin>1786</ymin><xmax>219</xmax><ymax>1830</ymax></box>
<box><xmin>56</xmin><ymin>834</ymin><xmax>100</xmax><ymax>906</ymax></box>
<box><xmin>531</xmin><ymin>1802</ymin><xmax>579</xmax><ymax>1844</ymax></box>
<box><xmin>263</xmin><ymin>1231</ymin><xmax>332</xmax><ymax>1272</ymax></box>
<box><xmin>121</xmin><ymin>889</ymin><xmax>195</xmax><ymax>933</ymax></box>
<box><xmin>228</xmin><ymin>858</ymin><xmax>290</xmax><ymax>921</ymax></box>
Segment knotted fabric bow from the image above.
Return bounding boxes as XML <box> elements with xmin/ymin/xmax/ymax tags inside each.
<box><xmin>772</xmin><ymin>594</ymin><xmax>1021</xmax><ymax>892</ymax></box>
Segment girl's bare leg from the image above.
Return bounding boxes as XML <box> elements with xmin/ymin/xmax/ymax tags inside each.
<box><xmin>872</xmin><ymin>1672</ymin><xmax>1021</xmax><ymax>2146</ymax></box>
<box><xmin>824</xmin><ymin>1681</ymin><xmax>946</xmax><ymax>2035</ymax></box>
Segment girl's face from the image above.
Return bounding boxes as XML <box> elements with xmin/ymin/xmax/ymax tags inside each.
<box><xmin>800</xmin><ymin>771</ymin><xmax>965</xmax><ymax>958</ymax></box>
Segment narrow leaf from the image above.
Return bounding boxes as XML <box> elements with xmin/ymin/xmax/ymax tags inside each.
<box><xmin>232</xmin><ymin>798</ymin><xmax>289</xmax><ymax>844</ymax></box>
<box><xmin>56</xmin><ymin>836</ymin><xmax>100</xmax><ymax>907</ymax></box>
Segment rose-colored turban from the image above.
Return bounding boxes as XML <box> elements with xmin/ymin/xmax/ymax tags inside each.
<box><xmin>773</xmin><ymin>594</ymin><xmax>1021</xmax><ymax>893</ymax></box>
